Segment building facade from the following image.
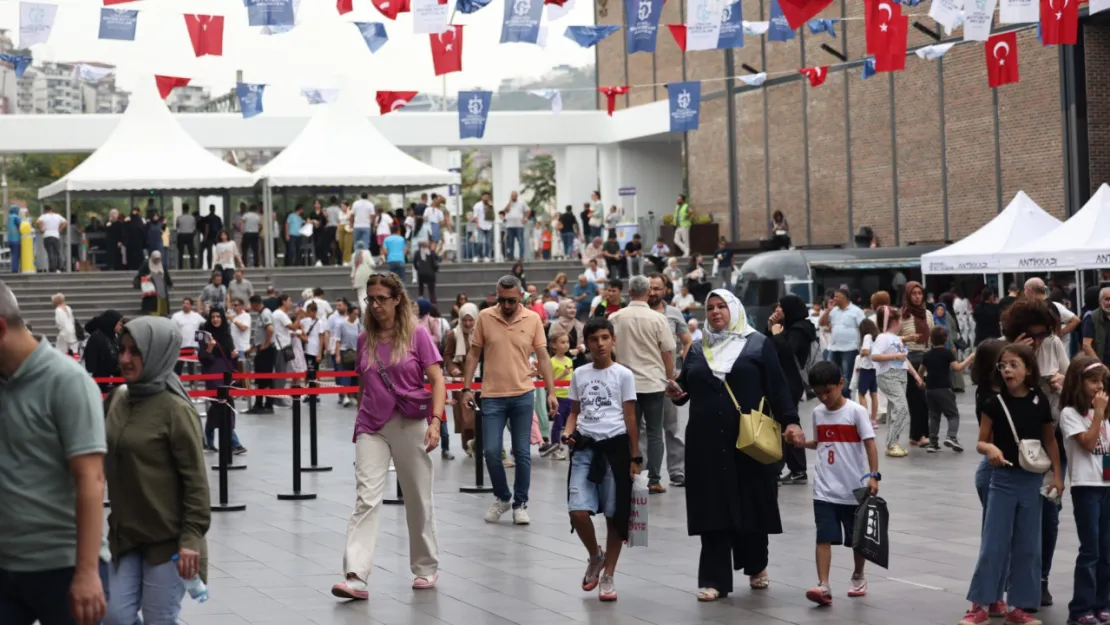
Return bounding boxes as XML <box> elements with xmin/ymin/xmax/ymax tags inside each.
<box><xmin>595</xmin><ymin>1</ymin><xmax>1107</xmax><ymax>247</ymax></box>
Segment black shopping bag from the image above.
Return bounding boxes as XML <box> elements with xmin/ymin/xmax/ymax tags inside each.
<box><xmin>852</xmin><ymin>492</ymin><xmax>889</xmax><ymax>569</ymax></box>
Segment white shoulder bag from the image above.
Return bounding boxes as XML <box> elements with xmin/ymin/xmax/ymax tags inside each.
<box><xmin>996</xmin><ymin>393</ymin><xmax>1052</xmax><ymax>474</ymax></box>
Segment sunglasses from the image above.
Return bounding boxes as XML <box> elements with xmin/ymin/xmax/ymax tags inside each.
<box><xmin>365</xmin><ymin>295</ymin><xmax>394</xmax><ymax>306</ymax></box>
<box><xmin>497</xmin><ymin>297</ymin><xmax>519</xmax><ymax>306</ymax></box>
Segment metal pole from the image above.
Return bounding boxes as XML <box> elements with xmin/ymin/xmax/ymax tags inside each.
<box><xmin>459</xmin><ymin>390</ymin><xmax>494</xmax><ymax>494</ymax></box>
<box><xmin>211</xmin><ymin>371</ymin><xmax>246</xmax><ymax>512</ymax></box>
<box><xmin>301</xmin><ymin>361</ymin><xmax>332</xmax><ymax>473</ymax></box>
<box><xmin>384</xmin><ymin>478</ymin><xmax>404</xmax><ymax>505</ymax></box>
<box><xmin>262</xmin><ymin>179</ymin><xmax>273</xmax><ymax>269</ymax></box>
<box><xmin>278</xmin><ymin>395</ymin><xmax>318</xmax><ymax>501</ymax></box>
<box><xmin>65</xmin><ymin>191</ymin><xmax>72</xmax><ymax>272</ymax></box>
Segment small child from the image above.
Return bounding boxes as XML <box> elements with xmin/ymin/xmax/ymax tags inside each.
<box><xmin>804</xmin><ymin>361</ymin><xmax>879</xmax><ymax>606</ymax></box>
<box><xmin>856</xmin><ymin>318</ymin><xmax>880</xmax><ymax>428</ymax></box>
<box><xmin>563</xmin><ymin>318</ymin><xmax>640</xmax><ymax>602</ymax></box>
<box><xmin>869</xmin><ymin>306</ymin><xmax>924</xmax><ymax>457</ymax></box>
<box><xmin>544</xmin><ymin>332</ymin><xmax>574</xmax><ymax>460</ymax></box>
<box><xmin>920</xmin><ymin>326</ymin><xmax>974</xmax><ymax>453</ymax></box>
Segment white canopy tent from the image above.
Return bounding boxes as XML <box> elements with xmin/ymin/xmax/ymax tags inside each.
<box><xmin>920</xmin><ymin>190</ymin><xmax>1062</xmax><ymax>275</ymax></box>
<box><xmin>998</xmin><ymin>183</ymin><xmax>1110</xmax><ymax>272</ymax></box>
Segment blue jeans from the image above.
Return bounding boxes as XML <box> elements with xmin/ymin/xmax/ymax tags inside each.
<box><xmin>0</xmin><ymin>561</ymin><xmax>110</xmax><ymax>625</ymax></box>
<box><xmin>829</xmin><ymin>350</ymin><xmax>858</xmax><ymax>398</ymax></box>
<box><xmin>105</xmin><ymin>552</ymin><xmax>185</xmax><ymax>625</ymax></box>
<box><xmin>481</xmin><ymin>391</ymin><xmax>534</xmax><ymax>508</ymax></box>
<box><xmin>8</xmin><ymin>241</ymin><xmax>19</xmax><ymax>273</ymax></box>
<box><xmin>506</xmin><ymin>227</ymin><xmax>524</xmax><ymax>260</ymax></box>
<box><xmin>967</xmin><ymin>468</ymin><xmax>1043</xmax><ymax>608</ymax></box>
<box><xmin>440</xmin><ymin>419</ymin><xmax>450</xmax><ymax>451</ymax></box>
<box><xmin>353</xmin><ymin>227</ymin><xmax>372</xmax><ymax>252</ymax></box>
<box><xmin>387</xmin><ymin>261</ymin><xmax>405</xmax><ymax>282</ymax></box>
<box><xmin>1070</xmin><ymin>486</ymin><xmax>1110</xmax><ymax>620</ymax></box>
<box><xmin>561</xmin><ymin>232</ymin><xmax>576</xmax><ymax>257</ymax></box>
<box><xmin>478</xmin><ymin>230</ymin><xmax>493</xmax><ymax>259</ymax></box>
<box><xmin>429</xmin><ymin>222</ymin><xmax>441</xmax><ymax>243</ymax></box>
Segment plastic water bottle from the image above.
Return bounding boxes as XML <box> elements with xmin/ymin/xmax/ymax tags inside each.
<box><xmin>171</xmin><ymin>554</ymin><xmax>209</xmax><ymax>603</ymax></box>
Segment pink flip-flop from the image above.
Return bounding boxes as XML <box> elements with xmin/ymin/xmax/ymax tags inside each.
<box><xmin>412</xmin><ymin>573</ymin><xmax>439</xmax><ymax>590</ymax></box>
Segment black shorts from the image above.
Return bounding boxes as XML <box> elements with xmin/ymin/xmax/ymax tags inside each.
<box><xmin>856</xmin><ymin>368</ymin><xmax>878</xmax><ymax>395</ymax></box>
<box><xmin>814</xmin><ymin>500</ymin><xmax>859</xmax><ymax>546</ymax></box>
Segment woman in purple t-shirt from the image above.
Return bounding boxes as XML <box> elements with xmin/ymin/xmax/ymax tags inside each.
<box><xmin>331</xmin><ymin>272</ymin><xmax>447</xmax><ymax>601</ymax></box>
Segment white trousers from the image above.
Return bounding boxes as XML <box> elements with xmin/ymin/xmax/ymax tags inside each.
<box><xmin>674</xmin><ymin>227</ymin><xmax>691</xmax><ymax>257</ymax></box>
<box><xmin>344</xmin><ymin>416</ymin><xmax>439</xmax><ymax>581</ymax></box>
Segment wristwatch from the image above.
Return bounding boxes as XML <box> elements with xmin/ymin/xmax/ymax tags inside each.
<box><xmin>864</xmin><ymin>472</ymin><xmax>882</xmax><ymax>481</ymax></box>
<box><xmin>631</xmin><ymin>456</ymin><xmax>644</xmax><ymax>464</ymax></box>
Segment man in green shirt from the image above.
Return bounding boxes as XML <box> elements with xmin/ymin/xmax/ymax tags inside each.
<box><xmin>673</xmin><ymin>194</ymin><xmax>692</xmax><ymax>257</ymax></box>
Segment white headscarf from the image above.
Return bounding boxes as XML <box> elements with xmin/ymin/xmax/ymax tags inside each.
<box><xmin>452</xmin><ymin>303</ymin><xmax>479</xmax><ymax>363</ymax></box>
<box><xmin>148</xmin><ymin>250</ymin><xmax>164</xmax><ymax>274</ymax></box>
<box><xmin>702</xmin><ymin>288</ymin><xmax>755</xmax><ymax>380</ymax></box>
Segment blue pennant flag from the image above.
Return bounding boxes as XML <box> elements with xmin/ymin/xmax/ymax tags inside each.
<box><xmin>458</xmin><ymin>90</ymin><xmax>492</xmax><ymax>139</ymax></box>
<box><xmin>624</xmin><ymin>0</ymin><xmax>663</xmax><ymax>53</ymax></box>
<box><xmin>237</xmin><ymin>83</ymin><xmax>266</xmax><ymax>119</ymax></box>
<box><xmin>0</xmin><ymin>53</ymin><xmax>32</xmax><ymax>78</ymax></box>
<box><xmin>899</xmin><ymin>0</ymin><xmax>924</xmax><ymax>6</ymax></box>
<box><xmin>355</xmin><ymin>22</ymin><xmax>388</xmax><ymax>53</ymax></box>
<box><xmin>716</xmin><ymin>0</ymin><xmax>743</xmax><ymax>49</ymax></box>
<box><xmin>861</xmin><ymin>58</ymin><xmax>875</xmax><ymax>80</ymax></box>
<box><xmin>564</xmin><ymin>25</ymin><xmax>621</xmax><ymax>47</ymax></box>
<box><xmin>98</xmin><ymin>8</ymin><xmax>137</xmax><ymax>41</ymax></box>
<box><xmin>667</xmin><ymin>81</ymin><xmax>701</xmax><ymax>132</ymax></box>
<box><xmin>807</xmin><ymin>18</ymin><xmax>837</xmax><ymax>37</ymax></box>
<box><xmin>246</xmin><ymin>0</ymin><xmax>295</xmax><ymax>27</ymax></box>
<box><xmin>501</xmin><ymin>0</ymin><xmax>544</xmax><ymax>44</ymax></box>
<box><xmin>767</xmin><ymin>0</ymin><xmax>794</xmax><ymax>41</ymax></box>
<box><xmin>457</xmin><ymin>0</ymin><xmax>493</xmax><ymax>14</ymax></box>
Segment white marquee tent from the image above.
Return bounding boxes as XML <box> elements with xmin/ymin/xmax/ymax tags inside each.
<box><xmin>920</xmin><ymin>190</ymin><xmax>1061</xmax><ymax>274</ymax></box>
<box><xmin>998</xmin><ymin>183</ymin><xmax>1110</xmax><ymax>272</ymax></box>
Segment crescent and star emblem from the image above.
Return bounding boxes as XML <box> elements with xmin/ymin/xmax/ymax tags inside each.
<box><xmin>439</xmin><ymin>26</ymin><xmax>455</xmax><ymax>50</ymax></box>
<box><xmin>992</xmin><ymin>40</ymin><xmax>1009</xmax><ymax>64</ymax></box>
<box><xmin>877</xmin><ymin>2</ymin><xmax>892</xmax><ymax>30</ymax></box>
<box><xmin>391</xmin><ymin>99</ymin><xmax>408</xmax><ymax>110</ymax></box>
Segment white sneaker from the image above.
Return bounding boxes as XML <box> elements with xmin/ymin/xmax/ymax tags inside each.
<box><xmin>484</xmin><ymin>499</ymin><xmax>512</xmax><ymax>523</ymax></box>
<box><xmin>484</xmin><ymin>258</ymin><xmax>492</xmax><ymax>263</ymax></box>
<box><xmin>552</xmin><ymin>445</ymin><xmax>569</xmax><ymax>460</ymax></box>
<box><xmin>472</xmin><ymin>257</ymin><xmax>480</xmax><ymax>263</ymax></box>
<box><xmin>512</xmin><ymin>506</ymin><xmax>531</xmax><ymax>525</ymax></box>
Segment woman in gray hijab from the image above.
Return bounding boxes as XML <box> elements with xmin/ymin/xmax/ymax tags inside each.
<box><xmin>104</xmin><ymin>317</ymin><xmax>210</xmax><ymax>625</ymax></box>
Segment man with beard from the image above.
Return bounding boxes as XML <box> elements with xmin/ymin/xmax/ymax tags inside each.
<box><xmin>1081</xmin><ymin>286</ymin><xmax>1110</xmax><ymax>363</ymax></box>
<box><xmin>647</xmin><ymin>273</ymin><xmax>691</xmax><ymax>487</ymax></box>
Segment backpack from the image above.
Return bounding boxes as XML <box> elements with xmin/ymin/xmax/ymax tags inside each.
<box><xmin>796</xmin><ymin>334</ymin><xmax>820</xmax><ymax>393</ymax></box>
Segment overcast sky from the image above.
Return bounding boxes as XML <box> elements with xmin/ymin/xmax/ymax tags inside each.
<box><xmin>0</xmin><ymin>0</ymin><xmax>596</xmax><ymax>113</ymax></box>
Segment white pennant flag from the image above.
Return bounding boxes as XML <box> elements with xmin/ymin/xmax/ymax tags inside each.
<box><xmin>962</xmin><ymin>0</ymin><xmax>996</xmax><ymax>41</ymax></box>
<box><xmin>915</xmin><ymin>42</ymin><xmax>956</xmax><ymax>60</ymax></box>
<box><xmin>300</xmin><ymin>88</ymin><xmax>340</xmax><ymax>104</ymax></box>
<box><xmin>742</xmin><ymin>20</ymin><xmax>769</xmax><ymax>35</ymax></box>
<box><xmin>412</xmin><ymin>0</ymin><xmax>450</xmax><ymax>34</ymax></box>
<box><xmin>530</xmin><ymin>88</ymin><xmax>562</xmax><ymax>114</ymax></box>
<box><xmin>19</xmin><ymin>2</ymin><xmax>58</xmax><ymax>48</ymax></box>
<box><xmin>928</xmin><ymin>0</ymin><xmax>965</xmax><ymax>34</ymax></box>
<box><xmin>537</xmin><ymin>25</ymin><xmax>549</xmax><ymax>47</ymax></box>
<box><xmin>739</xmin><ymin>73</ymin><xmax>767</xmax><ymax>86</ymax></box>
<box><xmin>72</xmin><ymin>64</ymin><xmax>115</xmax><ymax>83</ymax></box>
<box><xmin>1092</xmin><ymin>0</ymin><xmax>1110</xmax><ymax>14</ymax></box>
<box><xmin>999</xmin><ymin>0</ymin><xmax>1038</xmax><ymax>23</ymax></box>
<box><xmin>686</xmin><ymin>0</ymin><xmax>725</xmax><ymax>51</ymax></box>
<box><xmin>546</xmin><ymin>0</ymin><xmax>576</xmax><ymax>21</ymax></box>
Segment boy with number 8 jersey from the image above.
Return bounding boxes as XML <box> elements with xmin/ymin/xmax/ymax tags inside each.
<box><xmin>804</xmin><ymin>360</ymin><xmax>880</xmax><ymax>606</ymax></box>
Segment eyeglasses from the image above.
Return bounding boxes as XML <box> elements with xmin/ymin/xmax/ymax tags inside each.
<box><xmin>365</xmin><ymin>295</ymin><xmax>394</xmax><ymax>306</ymax></box>
<box><xmin>497</xmin><ymin>297</ymin><xmax>519</xmax><ymax>306</ymax></box>
<box><xmin>997</xmin><ymin>362</ymin><xmax>1024</xmax><ymax>372</ymax></box>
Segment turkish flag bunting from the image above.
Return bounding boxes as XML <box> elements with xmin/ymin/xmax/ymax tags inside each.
<box><xmin>1040</xmin><ymin>0</ymin><xmax>1078</xmax><ymax>44</ymax></box>
<box><xmin>337</xmin><ymin>0</ymin><xmax>353</xmax><ymax>14</ymax></box>
<box><xmin>372</xmin><ymin>0</ymin><xmax>411</xmax><ymax>20</ymax></box>
<box><xmin>155</xmin><ymin>76</ymin><xmax>191</xmax><ymax>99</ymax></box>
<box><xmin>103</xmin><ymin>0</ymin><xmax>136</xmax><ymax>4</ymax></box>
<box><xmin>184</xmin><ymin>15</ymin><xmax>224</xmax><ymax>57</ymax></box>
<box><xmin>865</xmin><ymin>0</ymin><xmax>902</xmax><ymax>57</ymax></box>
<box><xmin>798</xmin><ymin>66</ymin><xmax>828</xmax><ymax>87</ymax></box>
<box><xmin>377</xmin><ymin>91</ymin><xmax>419</xmax><ymax>114</ymax></box>
<box><xmin>777</xmin><ymin>0</ymin><xmax>834</xmax><ymax>29</ymax></box>
<box><xmin>667</xmin><ymin>24</ymin><xmax>687</xmax><ymax>50</ymax></box>
<box><xmin>985</xmin><ymin>31</ymin><xmax>1019</xmax><ymax>88</ymax></box>
<box><xmin>599</xmin><ymin>86</ymin><xmax>629</xmax><ymax>115</ymax></box>
<box><xmin>430</xmin><ymin>25</ymin><xmax>463</xmax><ymax>76</ymax></box>
<box><xmin>873</xmin><ymin>15</ymin><xmax>908</xmax><ymax>72</ymax></box>
<box><xmin>545</xmin><ymin>0</ymin><xmax>568</xmax><ymax>5</ymax></box>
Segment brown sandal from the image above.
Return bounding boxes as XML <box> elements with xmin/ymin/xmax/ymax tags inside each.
<box><xmin>749</xmin><ymin>574</ymin><xmax>770</xmax><ymax>590</ymax></box>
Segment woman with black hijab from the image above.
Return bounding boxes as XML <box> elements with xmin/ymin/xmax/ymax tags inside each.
<box><xmin>105</xmin><ymin>209</ymin><xmax>125</xmax><ymax>270</ymax></box>
<box><xmin>84</xmin><ymin>309</ymin><xmax>123</xmax><ymax>394</ymax></box>
<box><xmin>124</xmin><ymin>208</ymin><xmax>147</xmax><ymax>270</ymax></box>
<box><xmin>768</xmin><ymin>294</ymin><xmax>818</xmax><ymax>484</ymax></box>
<box><xmin>197</xmin><ymin>308</ymin><xmax>246</xmax><ymax>454</ymax></box>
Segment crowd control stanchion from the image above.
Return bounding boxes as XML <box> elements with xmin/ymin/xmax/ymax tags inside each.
<box><xmin>460</xmin><ymin>390</ymin><xmax>495</xmax><ymax>494</ymax></box>
<box><xmin>278</xmin><ymin>395</ymin><xmax>317</xmax><ymax>501</ymax></box>
<box><xmin>211</xmin><ymin>371</ymin><xmax>246</xmax><ymax>472</ymax></box>
<box><xmin>384</xmin><ymin>478</ymin><xmax>404</xmax><ymax>505</ymax></box>
<box><xmin>301</xmin><ymin>363</ymin><xmax>332</xmax><ymax>473</ymax></box>
<box><xmin>211</xmin><ymin>372</ymin><xmax>246</xmax><ymax>512</ymax></box>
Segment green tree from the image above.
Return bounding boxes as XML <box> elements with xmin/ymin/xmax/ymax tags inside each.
<box><xmin>521</xmin><ymin>153</ymin><xmax>556</xmax><ymax>217</ymax></box>
<box><xmin>460</xmin><ymin>149</ymin><xmax>491</xmax><ymax>212</ymax></box>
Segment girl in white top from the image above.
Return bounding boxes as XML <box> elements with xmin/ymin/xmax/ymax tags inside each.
<box><xmin>856</xmin><ymin>318</ymin><xmax>880</xmax><ymax>427</ymax></box>
<box><xmin>868</xmin><ymin>306</ymin><xmax>924</xmax><ymax>457</ymax></box>
<box><xmin>52</xmin><ymin>293</ymin><xmax>80</xmax><ymax>355</ymax></box>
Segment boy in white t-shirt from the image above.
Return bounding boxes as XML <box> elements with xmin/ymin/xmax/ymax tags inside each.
<box><xmin>804</xmin><ymin>361</ymin><xmax>880</xmax><ymax>607</ymax></box>
<box><xmin>563</xmin><ymin>317</ymin><xmax>640</xmax><ymax>603</ymax></box>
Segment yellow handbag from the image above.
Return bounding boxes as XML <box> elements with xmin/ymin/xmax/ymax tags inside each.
<box><xmin>724</xmin><ymin>383</ymin><xmax>782</xmax><ymax>464</ymax></box>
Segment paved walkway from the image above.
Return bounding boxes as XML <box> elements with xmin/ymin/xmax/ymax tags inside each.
<box><xmin>176</xmin><ymin>390</ymin><xmax>1076</xmax><ymax>625</ymax></box>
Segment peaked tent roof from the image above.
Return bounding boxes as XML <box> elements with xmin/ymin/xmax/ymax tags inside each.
<box><xmin>998</xmin><ymin>183</ymin><xmax>1110</xmax><ymax>272</ymax></box>
<box><xmin>253</xmin><ymin>91</ymin><xmax>459</xmax><ymax>190</ymax></box>
<box><xmin>921</xmin><ymin>191</ymin><xmax>1061</xmax><ymax>274</ymax></box>
<box><xmin>38</xmin><ymin>76</ymin><xmax>255</xmax><ymax>199</ymax></box>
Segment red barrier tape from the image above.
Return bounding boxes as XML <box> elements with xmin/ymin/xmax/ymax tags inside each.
<box><xmin>99</xmin><ymin>378</ymin><xmax>572</xmax><ymax>399</ymax></box>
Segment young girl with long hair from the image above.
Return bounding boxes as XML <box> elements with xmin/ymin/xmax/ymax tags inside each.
<box><xmin>972</xmin><ymin>339</ymin><xmax>1007</xmax><ymax>511</ymax></box>
<box><xmin>1058</xmin><ymin>356</ymin><xmax>1110</xmax><ymax>625</ymax></box>
<box><xmin>856</xmin><ymin>318</ymin><xmax>880</xmax><ymax>428</ymax></box>
<box><xmin>868</xmin><ymin>306</ymin><xmax>924</xmax><ymax>457</ymax></box>
<box><xmin>959</xmin><ymin>344</ymin><xmax>1064</xmax><ymax>625</ymax></box>
<box><xmin>545</xmin><ymin>331</ymin><xmax>573</xmax><ymax>461</ymax></box>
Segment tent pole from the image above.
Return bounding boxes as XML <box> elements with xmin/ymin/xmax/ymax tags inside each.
<box><xmin>262</xmin><ymin>180</ymin><xmax>273</xmax><ymax>269</ymax></box>
<box><xmin>65</xmin><ymin>191</ymin><xmax>72</xmax><ymax>273</ymax></box>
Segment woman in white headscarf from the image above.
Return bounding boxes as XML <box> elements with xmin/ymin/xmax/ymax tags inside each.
<box><xmin>351</xmin><ymin>248</ymin><xmax>376</xmax><ymax>305</ymax></box>
<box><xmin>443</xmin><ymin>302</ymin><xmax>479</xmax><ymax>455</ymax></box>
<box><xmin>665</xmin><ymin>289</ymin><xmax>804</xmax><ymax>602</ymax></box>
<box><xmin>134</xmin><ymin>250</ymin><xmax>173</xmax><ymax>317</ymax></box>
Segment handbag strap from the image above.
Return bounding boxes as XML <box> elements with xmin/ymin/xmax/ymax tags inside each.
<box><xmin>722</xmin><ymin>380</ymin><xmax>765</xmax><ymax>417</ymax></box>
<box><xmin>372</xmin><ymin>348</ymin><xmax>398</xmax><ymax>395</ymax></box>
<box><xmin>995</xmin><ymin>393</ymin><xmax>1022</xmax><ymax>443</ymax></box>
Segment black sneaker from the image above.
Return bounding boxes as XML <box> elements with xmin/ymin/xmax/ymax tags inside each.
<box><xmin>944</xmin><ymin>438</ymin><xmax>964</xmax><ymax>452</ymax></box>
<box><xmin>926</xmin><ymin>442</ymin><xmax>941</xmax><ymax>453</ymax></box>
<box><xmin>233</xmin><ymin>445</ymin><xmax>248</xmax><ymax>455</ymax></box>
<box><xmin>538</xmin><ymin>442</ymin><xmax>557</xmax><ymax>457</ymax></box>
<box><xmin>782</xmin><ymin>472</ymin><xmax>808</xmax><ymax>485</ymax></box>
<box><xmin>1042</xmin><ymin>579</ymin><xmax>1054</xmax><ymax>606</ymax></box>
<box><xmin>203</xmin><ymin>444</ymin><xmax>217</xmax><ymax>453</ymax></box>
<box><xmin>670</xmin><ymin>476</ymin><xmax>686</xmax><ymax>487</ymax></box>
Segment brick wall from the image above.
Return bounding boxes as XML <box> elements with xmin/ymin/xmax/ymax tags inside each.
<box><xmin>1086</xmin><ymin>23</ymin><xmax>1110</xmax><ymax>194</ymax></box>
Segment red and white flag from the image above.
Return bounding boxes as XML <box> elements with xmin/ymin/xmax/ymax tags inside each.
<box><xmin>598</xmin><ymin>86</ymin><xmax>629</xmax><ymax>116</ymax></box>
<box><xmin>429</xmin><ymin>25</ymin><xmax>463</xmax><ymax>75</ymax></box>
<box><xmin>337</xmin><ymin>0</ymin><xmax>353</xmax><ymax>14</ymax></box>
<box><xmin>864</xmin><ymin>0</ymin><xmax>901</xmax><ymax>55</ymax></box>
<box><xmin>985</xmin><ymin>31</ymin><xmax>1019</xmax><ymax>88</ymax></box>
<box><xmin>777</xmin><ymin>0</ymin><xmax>834</xmax><ymax>29</ymax></box>
<box><xmin>372</xmin><ymin>0</ymin><xmax>411</xmax><ymax>19</ymax></box>
<box><xmin>103</xmin><ymin>0</ymin><xmax>136</xmax><ymax>4</ymax></box>
<box><xmin>184</xmin><ymin>15</ymin><xmax>224</xmax><ymax>57</ymax></box>
<box><xmin>377</xmin><ymin>90</ymin><xmax>418</xmax><ymax>114</ymax></box>
<box><xmin>873</xmin><ymin>14</ymin><xmax>908</xmax><ymax>72</ymax></box>
<box><xmin>155</xmin><ymin>75</ymin><xmax>191</xmax><ymax>99</ymax></box>
<box><xmin>798</xmin><ymin>66</ymin><xmax>828</xmax><ymax>87</ymax></box>
<box><xmin>1040</xmin><ymin>0</ymin><xmax>1078</xmax><ymax>44</ymax></box>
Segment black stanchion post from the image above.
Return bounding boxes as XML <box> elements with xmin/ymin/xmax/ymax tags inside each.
<box><xmin>278</xmin><ymin>394</ymin><xmax>317</xmax><ymax>501</ymax></box>
<box><xmin>383</xmin><ymin>478</ymin><xmax>404</xmax><ymax>505</ymax></box>
<box><xmin>211</xmin><ymin>371</ymin><xmax>246</xmax><ymax>512</ymax></box>
<box><xmin>301</xmin><ymin>362</ymin><xmax>332</xmax><ymax>473</ymax></box>
<box><xmin>460</xmin><ymin>390</ymin><xmax>495</xmax><ymax>494</ymax></box>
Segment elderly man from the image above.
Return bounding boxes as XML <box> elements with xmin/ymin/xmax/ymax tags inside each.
<box><xmin>1024</xmin><ymin>277</ymin><xmax>1079</xmax><ymax>336</ymax></box>
<box><xmin>1082</xmin><ymin>287</ymin><xmax>1110</xmax><ymax>362</ymax></box>
<box><xmin>610</xmin><ymin>275</ymin><xmax>676</xmax><ymax>494</ymax></box>
<box><xmin>573</xmin><ymin>274</ymin><xmax>597</xmax><ymax>320</ymax></box>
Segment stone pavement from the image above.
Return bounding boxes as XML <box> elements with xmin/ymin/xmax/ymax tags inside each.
<box><xmin>176</xmin><ymin>390</ymin><xmax>1078</xmax><ymax>625</ymax></box>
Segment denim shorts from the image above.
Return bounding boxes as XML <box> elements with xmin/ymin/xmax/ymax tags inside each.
<box><xmin>568</xmin><ymin>447</ymin><xmax>617</xmax><ymax>517</ymax></box>
<box><xmin>856</xmin><ymin>368</ymin><xmax>878</xmax><ymax>394</ymax></box>
<box><xmin>814</xmin><ymin>499</ymin><xmax>859</xmax><ymax>546</ymax></box>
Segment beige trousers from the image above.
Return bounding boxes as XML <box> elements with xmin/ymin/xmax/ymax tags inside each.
<box><xmin>344</xmin><ymin>416</ymin><xmax>439</xmax><ymax>581</ymax></box>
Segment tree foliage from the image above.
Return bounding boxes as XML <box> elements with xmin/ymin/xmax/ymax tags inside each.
<box><xmin>521</xmin><ymin>153</ymin><xmax>556</xmax><ymax>216</ymax></box>
<box><xmin>460</xmin><ymin>149</ymin><xmax>491</xmax><ymax>213</ymax></box>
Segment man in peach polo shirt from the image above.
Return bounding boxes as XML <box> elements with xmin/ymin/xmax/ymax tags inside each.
<box><xmin>461</xmin><ymin>275</ymin><xmax>559</xmax><ymax>526</ymax></box>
